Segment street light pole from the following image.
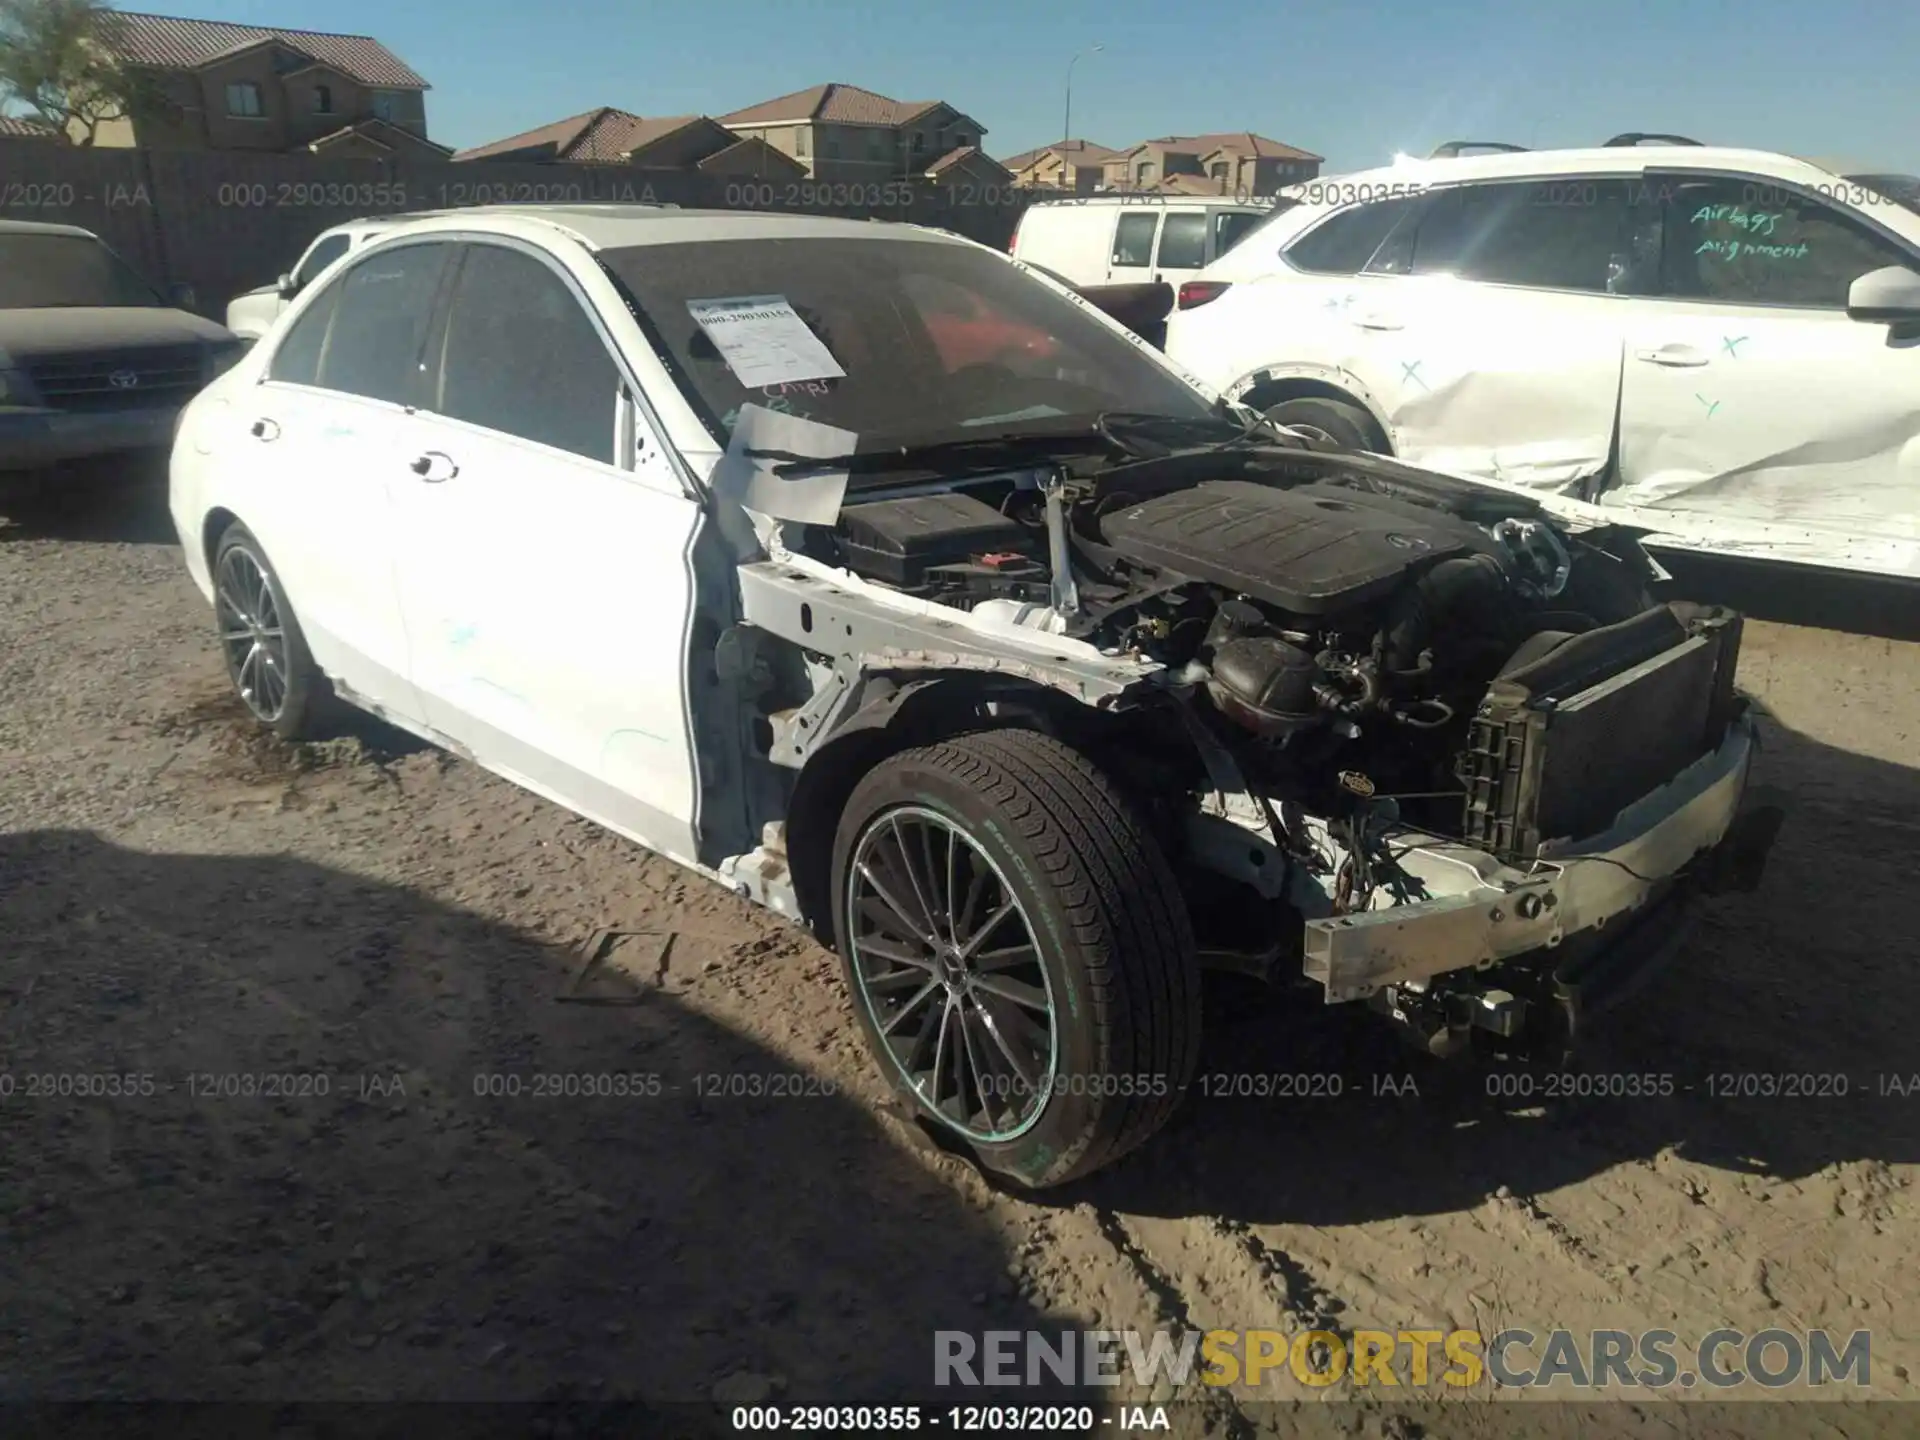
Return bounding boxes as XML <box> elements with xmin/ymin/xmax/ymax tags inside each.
<box><xmin>1063</xmin><ymin>44</ymin><xmax>1103</xmax><ymax>147</ymax></box>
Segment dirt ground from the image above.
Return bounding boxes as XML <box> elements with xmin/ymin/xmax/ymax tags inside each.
<box><xmin>2</xmin><ymin>475</ymin><xmax>1915</xmax><ymax>1436</ymax></box>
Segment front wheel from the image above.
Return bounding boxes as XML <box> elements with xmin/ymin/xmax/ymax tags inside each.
<box><xmin>830</xmin><ymin>729</ymin><xmax>1201</xmax><ymax>1188</ymax></box>
<box><xmin>1263</xmin><ymin>395</ymin><xmax>1385</xmax><ymax>452</ymax></box>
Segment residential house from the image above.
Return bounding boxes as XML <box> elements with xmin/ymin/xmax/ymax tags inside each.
<box><xmin>1002</xmin><ymin>140</ymin><xmax>1117</xmax><ymax>193</ymax></box>
<box><xmin>717</xmin><ymin>83</ymin><xmax>987</xmax><ymax>183</ymax></box>
<box><xmin>81</xmin><ymin>11</ymin><xmax>445</xmax><ymax>159</ymax></box>
<box><xmin>923</xmin><ymin>146</ymin><xmax>1012</xmax><ymax>189</ymax></box>
<box><xmin>454</xmin><ymin>108</ymin><xmax>804</xmax><ymax>177</ymax></box>
<box><xmin>1102</xmin><ymin>133</ymin><xmax>1322</xmax><ymax>196</ymax></box>
<box><xmin>0</xmin><ymin>116</ymin><xmax>56</xmax><ymax>139</ymax></box>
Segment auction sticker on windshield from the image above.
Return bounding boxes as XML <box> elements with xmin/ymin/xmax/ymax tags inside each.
<box><xmin>686</xmin><ymin>295</ymin><xmax>847</xmax><ymax>388</ymax></box>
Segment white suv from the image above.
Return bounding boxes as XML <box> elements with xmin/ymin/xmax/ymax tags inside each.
<box><xmin>1165</xmin><ymin>139</ymin><xmax>1920</xmax><ymax>579</ymax></box>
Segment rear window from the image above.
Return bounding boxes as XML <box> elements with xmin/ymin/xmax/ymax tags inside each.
<box><xmin>595</xmin><ymin>236</ymin><xmax>1212</xmax><ymax>450</ymax></box>
<box><xmin>1847</xmin><ymin>173</ymin><xmax>1920</xmax><ymax>218</ymax></box>
<box><xmin>0</xmin><ymin>233</ymin><xmax>163</xmax><ymax>309</ymax></box>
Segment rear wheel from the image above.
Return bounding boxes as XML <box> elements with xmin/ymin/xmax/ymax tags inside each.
<box><xmin>1264</xmin><ymin>395</ymin><xmax>1385</xmax><ymax>452</ymax></box>
<box><xmin>830</xmin><ymin>729</ymin><xmax>1201</xmax><ymax>1188</ymax></box>
<box><xmin>212</xmin><ymin>522</ymin><xmax>332</xmax><ymax>740</ymax></box>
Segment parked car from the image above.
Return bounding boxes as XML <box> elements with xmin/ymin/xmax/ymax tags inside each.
<box><xmin>1164</xmin><ymin>138</ymin><xmax>1920</xmax><ymax>580</ymax></box>
<box><xmin>1</xmin><ymin>219</ymin><xmax>243</xmax><ymax>496</ymax></box>
<box><xmin>226</xmin><ymin>204</ymin><xmax>692</xmax><ymax>346</ymax></box>
<box><xmin>225</xmin><ymin>215</ymin><xmax>421</xmax><ymax>345</ymax></box>
<box><xmin>1010</xmin><ymin>195</ymin><xmax>1280</xmax><ymax>289</ymax></box>
<box><xmin>170</xmin><ymin>207</ymin><xmax>1779</xmax><ymax>1188</ymax></box>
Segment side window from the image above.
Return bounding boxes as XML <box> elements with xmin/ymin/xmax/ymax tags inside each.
<box><xmin>266</xmin><ymin>281</ymin><xmax>340</xmax><ymax>388</ymax></box>
<box><xmin>1653</xmin><ymin>174</ymin><xmax>1915</xmax><ymax>308</ymax></box>
<box><xmin>311</xmin><ymin>243</ymin><xmax>451</xmax><ymax>406</ymax></box>
<box><xmin>1112</xmin><ymin>213</ymin><xmax>1158</xmax><ymax>268</ymax></box>
<box><xmin>1284</xmin><ymin>197</ymin><xmax>1420</xmax><ymax>275</ymax></box>
<box><xmin>429</xmin><ymin>244</ymin><xmax>622</xmax><ymax>463</ymax></box>
<box><xmin>1407</xmin><ymin>181</ymin><xmax>1633</xmax><ymax>292</ymax></box>
<box><xmin>1214</xmin><ymin>209</ymin><xmax>1269</xmax><ymax>256</ymax></box>
<box><xmin>1155</xmin><ymin>212</ymin><xmax>1209</xmax><ymax>269</ymax></box>
<box><xmin>294</xmin><ymin>233</ymin><xmax>351</xmax><ymax>289</ymax></box>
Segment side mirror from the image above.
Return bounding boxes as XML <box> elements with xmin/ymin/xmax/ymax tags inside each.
<box><xmin>166</xmin><ymin>281</ymin><xmax>197</xmax><ymax>310</ymax></box>
<box><xmin>276</xmin><ymin>272</ymin><xmax>298</xmax><ymax>299</ymax></box>
<box><xmin>1846</xmin><ymin>265</ymin><xmax>1920</xmax><ymax>324</ymax></box>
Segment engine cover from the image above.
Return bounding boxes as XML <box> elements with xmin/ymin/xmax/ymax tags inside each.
<box><xmin>1101</xmin><ymin>480</ymin><xmax>1480</xmax><ymax>614</ymax></box>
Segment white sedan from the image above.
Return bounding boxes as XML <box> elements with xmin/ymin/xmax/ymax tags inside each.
<box><xmin>171</xmin><ymin>205</ymin><xmax>1775</xmax><ymax>1187</ymax></box>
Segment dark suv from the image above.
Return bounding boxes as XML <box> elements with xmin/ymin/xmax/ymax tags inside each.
<box><xmin>1</xmin><ymin>219</ymin><xmax>243</xmax><ymax>498</ymax></box>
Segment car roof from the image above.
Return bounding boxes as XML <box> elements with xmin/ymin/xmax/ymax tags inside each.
<box><xmin>1023</xmin><ymin>195</ymin><xmax>1269</xmax><ymax>211</ymax></box>
<box><xmin>362</xmin><ymin>205</ymin><xmax>975</xmax><ymax>251</ymax></box>
<box><xmin>1301</xmin><ymin>144</ymin><xmax>1851</xmax><ymax>198</ymax></box>
<box><xmin>0</xmin><ymin>217</ymin><xmax>98</xmax><ymax>239</ymax></box>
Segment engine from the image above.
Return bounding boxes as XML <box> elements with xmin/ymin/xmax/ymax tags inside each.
<box><xmin>820</xmin><ymin>462</ymin><xmax>1656</xmax><ymax>830</ymax></box>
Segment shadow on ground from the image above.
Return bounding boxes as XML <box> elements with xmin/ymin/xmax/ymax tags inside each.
<box><xmin>0</xmin><ymin>830</ymin><xmax>1080</xmax><ymax>1407</ymax></box>
<box><xmin>1066</xmin><ymin>705</ymin><xmax>1920</xmax><ymax>1226</ymax></box>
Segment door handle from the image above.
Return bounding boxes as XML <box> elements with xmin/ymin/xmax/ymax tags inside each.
<box><xmin>1352</xmin><ymin>314</ymin><xmax>1404</xmax><ymax>331</ymax></box>
<box><xmin>1634</xmin><ymin>345</ymin><xmax>1710</xmax><ymax>367</ymax></box>
<box><xmin>409</xmin><ymin>451</ymin><xmax>459</xmax><ymax>483</ymax></box>
<box><xmin>250</xmin><ymin>418</ymin><xmax>279</xmax><ymax>441</ymax></box>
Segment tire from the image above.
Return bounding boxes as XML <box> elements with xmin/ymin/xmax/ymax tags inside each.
<box><xmin>1264</xmin><ymin>396</ymin><xmax>1385</xmax><ymax>452</ymax></box>
<box><xmin>211</xmin><ymin>521</ymin><xmax>333</xmax><ymax>741</ymax></box>
<box><xmin>830</xmin><ymin>728</ymin><xmax>1201</xmax><ymax>1189</ymax></box>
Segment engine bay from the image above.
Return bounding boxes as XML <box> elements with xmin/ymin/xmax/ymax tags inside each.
<box><xmin>786</xmin><ymin>440</ymin><xmax>1700</xmax><ymax>871</ymax></box>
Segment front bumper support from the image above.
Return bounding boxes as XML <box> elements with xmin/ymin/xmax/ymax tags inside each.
<box><xmin>1302</xmin><ymin>709</ymin><xmax>1766</xmax><ymax>1005</ymax></box>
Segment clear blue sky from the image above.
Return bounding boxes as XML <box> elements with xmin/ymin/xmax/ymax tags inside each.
<box><xmin>112</xmin><ymin>0</ymin><xmax>1920</xmax><ymax>171</ymax></box>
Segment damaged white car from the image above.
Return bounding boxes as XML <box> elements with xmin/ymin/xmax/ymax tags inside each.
<box><xmin>169</xmin><ymin>207</ymin><xmax>1782</xmax><ymax>1188</ymax></box>
<box><xmin>1165</xmin><ymin>139</ymin><xmax>1920</xmax><ymax>581</ymax></box>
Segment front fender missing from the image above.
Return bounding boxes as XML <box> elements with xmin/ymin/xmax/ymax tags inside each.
<box><xmin>780</xmin><ymin>671</ymin><xmax>1100</xmax><ymax>938</ymax></box>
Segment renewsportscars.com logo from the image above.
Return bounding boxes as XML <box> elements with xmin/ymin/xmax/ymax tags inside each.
<box><xmin>935</xmin><ymin>1328</ymin><xmax>1874</xmax><ymax>1391</ymax></box>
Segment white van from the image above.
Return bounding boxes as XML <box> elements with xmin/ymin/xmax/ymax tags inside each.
<box><xmin>1009</xmin><ymin>195</ymin><xmax>1281</xmax><ymax>289</ymax></box>
<box><xmin>224</xmin><ymin>214</ymin><xmax>418</xmax><ymax>344</ymax></box>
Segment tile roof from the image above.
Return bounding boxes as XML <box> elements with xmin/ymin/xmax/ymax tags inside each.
<box><xmin>0</xmin><ymin>115</ymin><xmax>57</xmax><ymax>138</ymax></box>
<box><xmin>99</xmin><ymin>12</ymin><xmax>430</xmax><ymax>89</ymax></box>
<box><xmin>1190</xmin><ymin>131</ymin><xmax>1323</xmax><ymax>162</ymax></box>
<box><xmin>694</xmin><ymin>137</ymin><xmax>806</xmax><ymax>173</ymax></box>
<box><xmin>1117</xmin><ymin>132</ymin><xmax>1323</xmax><ymax>162</ymax></box>
<box><xmin>719</xmin><ymin>83</ymin><xmax>948</xmax><ymax>128</ymax></box>
<box><xmin>926</xmin><ymin>145</ymin><xmax>1007</xmax><ymax>177</ymax></box>
<box><xmin>308</xmin><ymin>118</ymin><xmax>452</xmax><ymax>156</ymax></box>
<box><xmin>1155</xmin><ymin>172</ymin><xmax>1232</xmax><ymax>196</ymax></box>
<box><xmin>1002</xmin><ymin>139</ymin><xmax>1117</xmax><ymax>171</ymax></box>
<box><xmin>454</xmin><ymin>109</ymin><xmax>716</xmax><ymax>163</ymax></box>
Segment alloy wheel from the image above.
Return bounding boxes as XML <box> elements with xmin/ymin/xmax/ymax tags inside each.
<box><xmin>215</xmin><ymin>544</ymin><xmax>289</xmax><ymax>722</ymax></box>
<box><xmin>845</xmin><ymin>804</ymin><xmax>1059</xmax><ymax>1142</ymax></box>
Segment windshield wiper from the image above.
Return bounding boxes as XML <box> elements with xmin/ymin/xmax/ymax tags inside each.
<box><xmin>1094</xmin><ymin>407</ymin><xmax>1304</xmax><ymax>459</ymax></box>
<box><xmin>749</xmin><ymin>425</ymin><xmax>1108</xmax><ymax>478</ymax></box>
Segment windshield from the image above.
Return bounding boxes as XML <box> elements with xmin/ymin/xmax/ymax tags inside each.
<box><xmin>0</xmin><ymin>233</ymin><xmax>165</xmax><ymax>309</ymax></box>
<box><xmin>596</xmin><ymin>235</ymin><xmax>1213</xmax><ymax>452</ymax></box>
<box><xmin>1845</xmin><ymin>173</ymin><xmax>1920</xmax><ymax>218</ymax></box>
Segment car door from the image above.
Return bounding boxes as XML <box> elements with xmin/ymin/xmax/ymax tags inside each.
<box><xmin>1106</xmin><ymin>211</ymin><xmax>1159</xmax><ymax>284</ymax></box>
<box><xmin>390</xmin><ymin>239</ymin><xmax>704</xmax><ymax>861</ymax></box>
<box><xmin>1611</xmin><ymin>171</ymin><xmax>1920</xmax><ymax>541</ymax></box>
<box><xmin>1331</xmin><ymin>177</ymin><xmax>1639</xmax><ymax>491</ymax></box>
<box><xmin>1150</xmin><ymin>209</ymin><xmax>1209</xmax><ymax>285</ymax></box>
<box><xmin>240</xmin><ymin>239</ymin><xmax>453</xmax><ymax>722</ymax></box>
